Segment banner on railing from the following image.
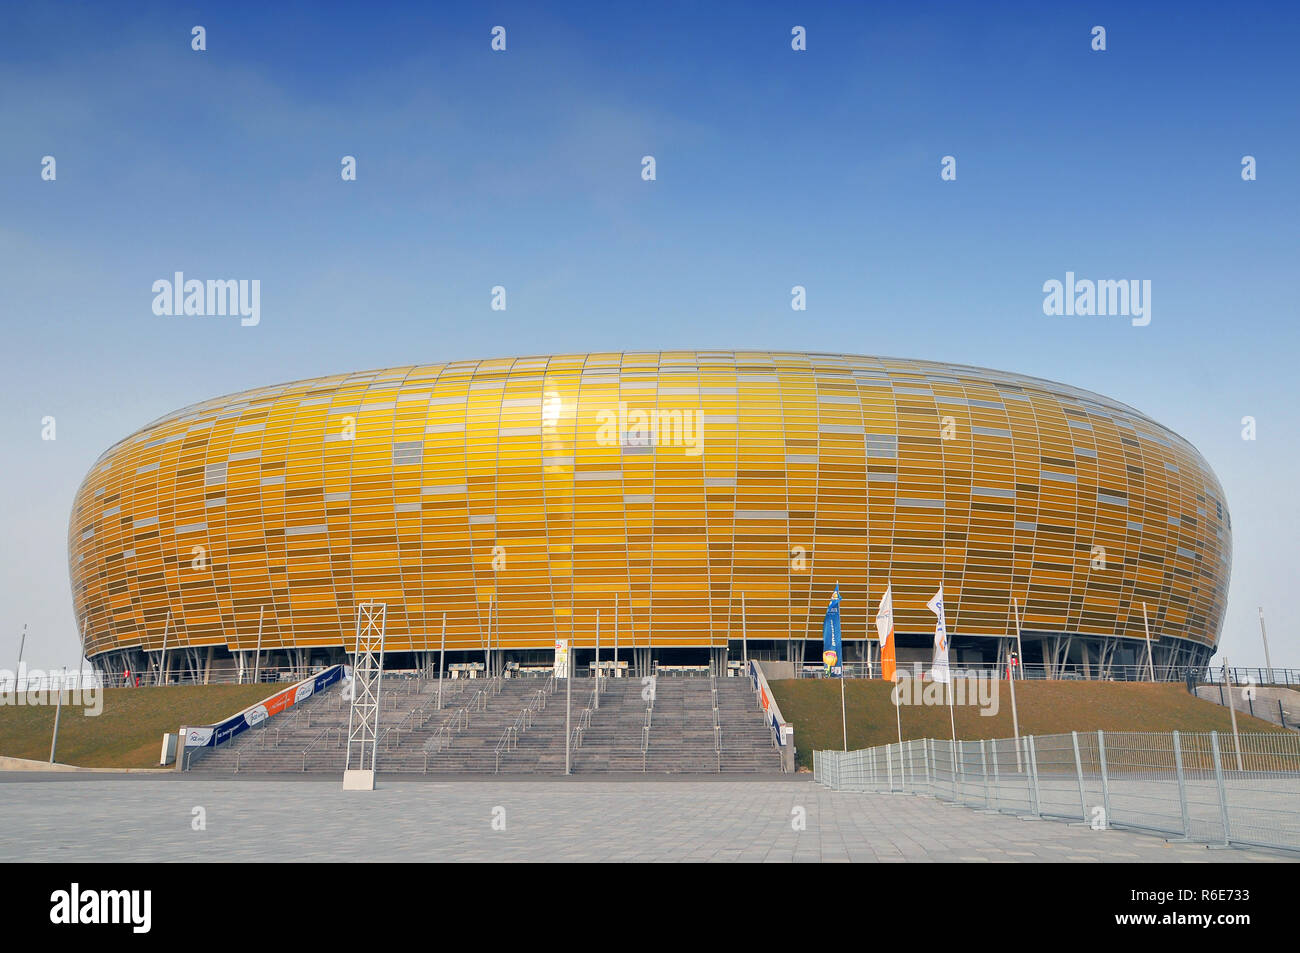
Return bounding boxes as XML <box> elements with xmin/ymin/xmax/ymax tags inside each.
<box><xmin>749</xmin><ymin>660</ymin><xmax>791</xmax><ymax>747</ymax></box>
<box><xmin>182</xmin><ymin>664</ymin><xmax>346</xmax><ymax>748</ymax></box>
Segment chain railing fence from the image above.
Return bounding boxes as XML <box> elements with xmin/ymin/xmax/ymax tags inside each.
<box><xmin>814</xmin><ymin>730</ymin><xmax>1300</xmax><ymax>853</ymax></box>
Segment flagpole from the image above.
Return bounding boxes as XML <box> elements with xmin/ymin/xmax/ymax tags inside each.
<box><xmin>948</xmin><ymin>680</ymin><xmax>957</xmax><ymax>743</ymax></box>
<box><xmin>894</xmin><ymin>672</ymin><xmax>903</xmax><ymax>748</ymax></box>
<box><xmin>949</xmin><ymin>680</ymin><xmax>960</xmax><ymax>801</ymax></box>
<box><xmin>840</xmin><ymin>676</ymin><xmax>847</xmax><ymax>751</ymax></box>
<box><xmin>1142</xmin><ymin>601</ymin><xmax>1156</xmax><ymax>682</ymax></box>
<box><xmin>1007</xmin><ymin>602</ymin><xmax>1021</xmax><ymax>742</ymax></box>
<box><xmin>1012</xmin><ymin>597</ymin><xmax>1025</xmax><ymax>680</ymax></box>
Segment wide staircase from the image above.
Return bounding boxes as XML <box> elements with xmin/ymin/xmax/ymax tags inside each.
<box><xmin>190</xmin><ymin>672</ymin><xmax>783</xmax><ymax>775</ymax></box>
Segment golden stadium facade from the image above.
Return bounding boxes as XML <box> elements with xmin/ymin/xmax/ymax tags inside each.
<box><xmin>68</xmin><ymin>351</ymin><xmax>1230</xmax><ymax>678</ymax></box>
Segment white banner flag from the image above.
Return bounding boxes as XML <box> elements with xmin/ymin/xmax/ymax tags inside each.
<box><xmin>874</xmin><ymin>584</ymin><xmax>894</xmax><ymax>643</ymax></box>
<box><xmin>554</xmin><ymin>639</ymin><xmax>570</xmax><ymax>679</ymax></box>
<box><xmin>927</xmin><ymin>587</ymin><xmax>950</xmax><ymax>684</ymax></box>
<box><xmin>874</xmin><ymin>583</ymin><xmax>896</xmax><ymax>680</ymax></box>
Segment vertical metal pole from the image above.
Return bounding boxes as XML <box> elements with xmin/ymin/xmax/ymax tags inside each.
<box><xmin>1222</xmin><ymin>658</ymin><xmax>1244</xmax><ymax>771</ymax></box>
<box><xmin>947</xmin><ymin>680</ymin><xmax>956</xmax><ymax>743</ymax></box>
<box><xmin>1097</xmin><ymin>730</ymin><xmax>1111</xmax><ymax>830</ymax></box>
<box><xmin>894</xmin><ymin>676</ymin><xmax>903</xmax><ymax>749</ymax></box>
<box><xmin>437</xmin><ymin>613</ymin><xmax>446</xmax><ymax>711</ymax></box>
<box><xmin>741</xmin><ymin>592</ymin><xmax>748</xmax><ymax>672</ymax></box>
<box><xmin>49</xmin><ymin>677</ymin><xmax>63</xmax><ymax>762</ymax></box>
<box><xmin>564</xmin><ymin>652</ymin><xmax>572</xmax><ymax>775</ymax></box>
<box><xmin>840</xmin><ymin>676</ymin><xmax>847</xmax><ymax>751</ymax></box>
<box><xmin>1172</xmin><ymin>730</ymin><xmax>1190</xmax><ymax>837</ymax></box>
<box><xmin>951</xmin><ymin>739</ymin><xmax>960</xmax><ymax>802</ymax></box>
<box><xmin>1022</xmin><ymin>736</ymin><xmax>1033</xmax><ymax>812</ymax></box>
<box><xmin>78</xmin><ymin>616</ymin><xmax>88</xmax><ymax>684</ymax></box>
<box><xmin>1027</xmin><ymin>735</ymin><xmax>1042</xmax><ymax>816</ymax></box>
<box><xmin>594</xmin><ymin>609</ymin><xmax>600</xmax><ymax>708</ymax></box>
<box><xmin>1008</xmin><ymin>605</ymin><xmax>1022</xmax><ymax>751</ymax></box>
<box><xmin>484</xmin><ymin>596</ymin><xmax>492</xmax><ymax>680</ymax></box>
<box><xmin>1210</xmin><ymin>731</ymin><xmax>1231</xmax><ymax>846</ymax></box>
<box><xmin>1141</xmin><ymin>602</ymin><xmax>1156</xmax><ymax>682</ymax></box>
<box><xmin>1258</xmin><ymin>607</ymin><xmax>1274</xmax><ymax>684</ymax></box>
<box><xmin>614</xmin><ymin>593</ymin><xmax>619</xmax><ymax>677</ymax></box>
<box><xmin>980</xmin><ymin>739</ymin><xmax>990</xmax><ymax>809</ymax></box>
<box><xmin>15</xmin><ymin>623</ymin><xmax>27</xmax><ymax>693</ymax></box>
<box><xmin>1012</xmin><ymin>598</ymin><xmax>1025</xmax><ymax>679</ymax></box>
<box><xmin>252</xmin><ymin>606</ymin><xmax>264</xmax><ymax>684</ymax></box>
<box><xmin>157</xmin><ymin>609</ymin><xmax>172</xmax><ymax>686</ymax></box>
<box><xmin>886</xmin><ymin>740</ymin><xmax>894</xmax><ymax>791</ymax></box>
<box><xmin>1071</xmin><ymin>730</ymin><xmax>1087</xmax><ymax>821</ymax></box>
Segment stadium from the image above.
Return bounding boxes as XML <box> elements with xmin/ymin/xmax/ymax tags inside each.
<box><xmin>67</xmin><ymin>351</ymin><xmax>1230</xmax><ymax>682</ymax></box>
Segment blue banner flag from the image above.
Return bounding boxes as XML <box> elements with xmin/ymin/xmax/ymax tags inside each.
<box><xmin>822</xmin><ymin>584</ymin><xmax>843</xmax><ymax>677</ymax></box>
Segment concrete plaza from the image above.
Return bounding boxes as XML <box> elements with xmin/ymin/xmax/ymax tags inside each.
<box><xmin>1</xmin><ymin>775</ymin><xmax>1294</xmax><ymax>862</ymax></box>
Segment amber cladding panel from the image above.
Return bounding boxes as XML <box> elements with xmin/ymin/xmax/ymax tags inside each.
<box><xmin>68</xmin><ymin>352</ymin><xmax>1231</xmax><ymax>660</ymax></box>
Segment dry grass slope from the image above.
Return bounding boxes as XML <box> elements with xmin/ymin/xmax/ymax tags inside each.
<box><xmin>770</xmin><ymin>679</ymin><xmax>1285</xmax><ymax>770</ymax></box>
<box><xmin>0</xmin><ymin>685</ymin><xmax>278</xmax><ymax>769</ymax></box>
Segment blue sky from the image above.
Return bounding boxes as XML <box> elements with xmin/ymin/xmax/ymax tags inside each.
<box><xmin>2</xmin><ymin>1</ymin><xmax>1297</xmax><ymax>671</ymax></box>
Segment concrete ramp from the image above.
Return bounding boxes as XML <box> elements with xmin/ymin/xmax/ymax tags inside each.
<box><xmin>1195</xmin><ymin>684</ymin><xmax>1300</xmax><ymax>731</ymax></box>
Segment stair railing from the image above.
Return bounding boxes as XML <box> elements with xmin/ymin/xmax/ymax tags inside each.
<box><xmin>494</xmin><ymin>725</ymin><xmax>518</xmax><ymax>773</ymax></box>
<box><xmin>301</xmin><ymin>726</ymin><xmax>342</xmax><ymax>771</ymax></box>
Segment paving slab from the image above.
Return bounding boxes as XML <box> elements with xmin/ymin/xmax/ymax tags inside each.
<box><xmin>0</xmin><ymin>777</ymin><xmax>1293</xmax><ymax>862</ymax></box>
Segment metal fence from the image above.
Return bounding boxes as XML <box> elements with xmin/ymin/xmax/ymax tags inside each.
<box><xmin>1</xmin><ymin>666</ymin><xmax>317</xmax><ymax>692</ymax></box>
<box><xmin>795</xmin><ymin>662</ymin><xmax>1300</xmax><ymax>685</ymax></box>
<box><xmin>814</xmin><ymin>730</ymin><xmax>1300</xmax><ymax>853</ymax></box>
<box><xmin>1</xmin><ymin>663</ymin><xmax>603</xmax><ymax>693</ymax></box>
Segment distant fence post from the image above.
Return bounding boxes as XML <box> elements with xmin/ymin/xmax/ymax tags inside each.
<box><xmin>953</xmin><ymin>740</ymin><xmax>962</xmax><ymax>803</ymax></box>
<box><xmin>1172</xmin><ymin>730</ymin><xmax>1191</xmax><ymax>837</ymax></box>
<box><xmin>1210</xmin><ymin>731</ymin><xmax>1232</xmax><ymax>846</ymax></box>
<box><xmin>1071</xmin><ymin>731</ymin><xmax>1088</xmax><ymax>821</ymax></box>
<box><xmin>1097</xmin><ymin>730</ymin><xmax>1111</xmax><ymax>830</ymax></box>
<box><xmin>980</xmin><ymin>740</ymin><xmax>991</xmax><ymax>809</ymax></box>
<box><xmin>1027</xmin><ymin>735</ymin><xmax>1042</xmax><ymax>816</ymax></box>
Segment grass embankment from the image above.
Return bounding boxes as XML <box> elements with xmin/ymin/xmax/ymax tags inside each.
<box><xmin>0</xmin><ymin>684</ymin><xmax>276</xmax><ymax>769</ymax></box>
<box><xmin>770</xmin><ymin>679</ymin><xmax>1285</xmax><ymax>770</ymax></box>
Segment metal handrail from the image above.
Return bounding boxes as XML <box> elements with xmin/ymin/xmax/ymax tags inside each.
<box><xmin>380</xmin><ymin>706</ymin><xmax>423</xmax><ymax>751</ymax></box>
<box><xmin>301</xmin><ymin>726</ymin><xmax>343</xmax><ymax>770</ymax></box>
<box><xmin>424</xmin><ymin>725</ymin><xmax>453</xmax><ymax>754</ymax></box>
<box><xmin>494</xmin><ymin>725</ymin><xmax>518</xmax><ymax>773</ymax></box>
